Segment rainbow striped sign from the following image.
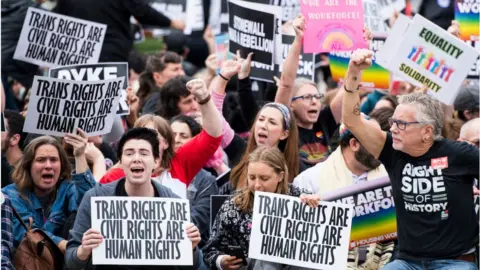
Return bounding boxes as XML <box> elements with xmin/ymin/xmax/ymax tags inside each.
<box><xmin>455</xmin><ymin>0</ymin><xmax>479</xmax><ymax>42</ymax></box>
<box><xmin>323</xmin><ymin>177</ymin><xmax>397</xmax><ymax>248</ymax></box>
<box><xmin>329</xmin><ymin>37</ymin><xmax>391</xmax><ymax>89</ymax></box>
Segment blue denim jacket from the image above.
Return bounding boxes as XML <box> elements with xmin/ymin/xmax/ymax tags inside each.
<box><xmin>2</xmin><ymin>169</ymin><xmax>96</xmax><ymax>247</ymax></box>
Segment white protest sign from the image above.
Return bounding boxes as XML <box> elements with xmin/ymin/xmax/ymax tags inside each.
<box><xmin>377</xmin><ymin>14</ymin><xmax>479</xmax><ymax>104</ymax></box>
<box><xmin>23</xmin><ymin>76</ymin><xmax>123</xmax><ymax>137</ymax></box>
<box><xmin>150</xmin><ymin>0</ymin><xmax>204</xmax><ymax>36</ymax></box>
<box><xmin>249</xmin><ymin>192</ymin><xmax>354</xmax><ymax>270</ymax></box>
<box><xmin>363</xmin><ymin>0</ymin><xmax>389</xmax><ymax>35</ymax></box>
<box><xmin>91</xmin><ymin>197</ymin><xmax>192</xmax><ymax>265</ymax></box>
<box><xmin>49</xmin><ymin>63</ymin><xmax>130</xmax><ymax>115</ymax></box>
<box><xmin>14</xmin><ymin>7</ymin><xmax>106</xmax><ymax>68</ymax></box>
<box><xmin>378</xmin><ymin>0</ymin><xmax>406</xmax><ymax>20</ymax></box>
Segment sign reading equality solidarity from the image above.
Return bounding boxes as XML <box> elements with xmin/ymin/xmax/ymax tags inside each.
<box><xmin>249</xmin><ymin>192</ymin><xmax>353</xmax><ymax>270</ymax></box>
<box><xmin>228</xmin><ymin>0</ymin><xmax>278</xmax><ymax>66</ymax></box>
<box><xmin>322</xmin><ymin>177</ymin><xmax>397</xmax><ymax>248</ymax></box>
<box><xmin>49</xmin><ymin>63</ymin><xmax>130</xmax><ymax>115</ymax></box>
<box><xmin>329</xmin><ymin>37</ymin><xmax>390</xmax><ymax>89</ymax></box>
<box><xmin>377</xmin><ymin>14</ymin><xmax>479</xmax><ymax>104</ymax></box>
<box><xmin>14</xmin><ymin>7</ymin><xmax>106</xmax><ymax>68</ymax></box>
<box><xmin>300</xmin><ymin>0</ymin><xmax>367</xmax><ymax>53</ymax></box>
<box><xmin>23</xmin><ymin>76</ymin><xmax>124</xmax><ymax>137</ymax></box>
<box><xmin>91</xmin><ymin>197</ymin><xmax>192</xmax><ymax>265</ymax></box>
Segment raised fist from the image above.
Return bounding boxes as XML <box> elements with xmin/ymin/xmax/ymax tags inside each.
<box><xmin>186</xmin><ymin>79</ymin><xmax>209</xmax><ymax>101</ymax></box>
<box><xmin>220</xmin><ymin>59</ymin><xmax>241</xmax><ymax>79</ymax></box>
<box><xmin>348</xmin><ymin>49</ymin><xmax>374</xmax><ymax>74</ymax></box>
<box><xmin>292</xmin><ymin>14</ymin><xmax>306</xmax><ymax>38</ymax></box>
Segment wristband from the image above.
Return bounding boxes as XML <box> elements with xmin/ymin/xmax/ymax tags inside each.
<box><xmin>219</xmin><ymin>73</ymin><xmax>229</xmax><ymax>81</ymax></box>
<box><xmin>197</xmin><ymin>94</ymin><xmax>211</xmax><ymax>105</ymax></box>
<box><xmin>344</xmin><ymin>84</ymin><xmax>361</xmax><ymax>93</ymax></box>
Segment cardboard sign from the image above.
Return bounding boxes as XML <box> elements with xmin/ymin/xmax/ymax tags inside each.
<box><xmin>91</xmin><ymin>197</ymin><xmax>192</xmax><ymax>265</ymax></box>
<box><xmin>14</xmin><ymin>7</ymin><xmax>106</xmax><ymax>68</ymax></box>
<box><xmin>248</xmin><ymin>192</ymin><xmax>353</xmax><ymax>270</ymax></box>
<box><xmin>300</xmin><ymin>0</ymin><xmax>367</xmax><ymax>53</ymax></box>
<box><xmin>23</xmin><ymin>76</ymin><xmax>123</xmax><ymax>137</ymax></box>
<box><xmin>49</xmin><ymin>63</ymin><xmax>130</xmax><ymax>115</ymax></box>
<box><xmin>323</xmin><ymin>177</ymin><xmax>397</xmax><ymax>248</ymax></box>
<box><xmin>377</xmin><ymin>14</ymin><xmax>479</xmax><ymax>104</ymax></box>
<box><xmin>329</xmin><ymin>36</ymin><xmax>390</xmax><ymax>89</ymax></box>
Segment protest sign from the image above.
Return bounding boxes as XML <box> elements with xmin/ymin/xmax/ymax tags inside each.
<box><xmin>49</xmin><ymin>63</ymin><xmax>130</xmax><ymax>115</ymax></box>
<box><xmin>363</xmin><ymin>0</ymin><xmax>389</xmax><ymax>35</ymax></box>
<box><xmin>215</xmin><ymin>34</ymin><xmax>232</xmax><ymax>74</ymax></box>
<box><xmin>91</xmin><ymin>197</ymin><xmax>192</xmax><ymax>265</ymax></box>
<box><xmin>150</xmin><ymin>0</ymin><xmax>204</xmax><ymax>35</ymax></box>
<box><xmin>14</xmin><ymin>7</ymin><xmax>106</xmax><ymax>68</ymax></box>
<box><xmin>455</xmin><ymin>0</ymin><xmax>479</xmax><ymax>42</ymax></box>
<box><xmin>228</xmin><ymin>0</ymin><xmax>280</xmax><ymax>66</ymax></box>
<box><xmin>322</xmin><ymin>177</ymin><xmax>397</xmax><ymax>248</ymax></box>
<box><xmin>270</xmin><ymin>0</ymin><xmax>302</xmax><ymax>23</ymax></box>
<box><xmin>249</xmin><ymin>192</ymin><xmax>353</xmax><ymax>269</ymax></box>
<box><xmin>300</xmin><ymin>0</ymin><xmax>367</xmax><ymax>53</ymax></box>
<box><xmin>377</xmin><ymin>14</ymin><xmax>479</xmax><ymax>104</ymax></box>
<box><xmin>329</xmin><ymin>37</ymin><xmax>390</xmax><ymax>89</ymax></box>
<box><xmin>377</xmin><ymin>0</ymin><xmax>406</xmax><ymax>20</ymax></box>
<box><xmin>23</xmin><ymin>76</ymin><xmax>124</xmax><ymax>137</ymax></box>
<box><xmin>274</xmin><ymin>34</ymin><xmax>316</xmax><ymax>81</ymax></box>
<box><xmin>465</xmin><ymin>40</ymin><xmax>479</xmax><ymax>79</ymax></box>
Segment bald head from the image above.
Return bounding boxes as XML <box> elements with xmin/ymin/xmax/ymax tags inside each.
<box><xmin>459</xmin><ymin>118</ymin><xmax>480</xmax><ymax>147</ymax></box>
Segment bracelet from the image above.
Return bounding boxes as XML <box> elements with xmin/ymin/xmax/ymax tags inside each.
<box><xmin>218</xmin><ymin>73</ymin><xmax>229</xmax><ymax>81</ymax></box>
<box><xmin>197</xmin><ymin>94</ymin><xmax>211</xmax><ymax>105</ymax></box>
<box><xmin>343</xmin><ymin>84</ymin><xmax>361</xmax><ymax>93</ymax></box>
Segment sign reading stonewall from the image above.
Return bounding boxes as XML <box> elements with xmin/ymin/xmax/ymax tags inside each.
<box><xmin>249</xmin><ymin>192</ymin><xmax>353</xmax><ymax>270</ymax></box>
<box><xmin>23</xmin><ymin>76</ymin><xmax>124</xmax><ymax>137</ymax></box>
<box><xmin>322</xmin><ymin>177</ymin><xmax>397</xmax><ymax>248</ymax></box>
<box><xmin>14</xmin><ymin>7</ymin><xmax>106</xmax><ymax>68</ymax></box>
<box><xmin>49</xmin><ymin>63</ymin><xmax>130</xmax><ymax>115</ymax></box>
<box><xmin>228</xmin><ymin>0</ymin><xmax>281</xmax><ymax>66</ymax></box>
<box><xmin>376</xmin><ymin>14</ymin><xmax>478</xmax><ymax>104</ymax></box>
<box><xmin>91</xmin><ymin>197</ymin><xmax>192</xmax><ymax>265</ymax></box>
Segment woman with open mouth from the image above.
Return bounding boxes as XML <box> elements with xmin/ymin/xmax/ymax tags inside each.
<box><xmin>2</xmin><ymin>128</ymin><xmax>96</xmax><ymax>255</ymax></box>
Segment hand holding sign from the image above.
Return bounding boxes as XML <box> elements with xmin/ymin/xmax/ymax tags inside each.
<box><xmin>77</xmin><ymin>228</ymin><xmax>104</xmax><ymax>261</ymax></box>
<box><xmin>220</xmin><ymin>60</ymin><xmax>242</xmax><ymax>80</ymax></box>
<box><xmin>234</xmin><ymin>51</ymin><xmax>254</xmax><ymax>80</ymax></box>
<box><xmin>299</xmin><ymin>193</ymin><xmax>321</xmax><ymax>208</ymax></box>
<box><xmin>64</xmin><ymin>128</ymin><xmax>88</xmax><ymax>157</ymax></box>
<box><xmin>171</xmin><ymin>19</ymin><xmax>186</xmax><ymax>31</ymax></box>
<box><xmin>186</xmin><ymin>79</ymin><xmax>209</xmax><ymax>102</ymax></box>
<box><xmin>292</xmin><ymin>14</ymin><xmax>306</xmax><ymax>38</ymax></box>
<box><xmin>363</xmin><ymin>27</ymin><xmax>374</xmax><ymax>47</ymax></box>
<box><xmin>348</xmin><ymin>49</ymin><xmax>374</xmax><ymax>74</ymax></box>
<box><xmin>447</xmin><ymin>20</ymin><xmax>461</xmax><ymax>38</ymax></box>
<box><xmin>186</xmin><ymin>223</ymin><xmax>201</xmax><ymax>250</ymax></box>
<box><xmin>126</xmin><ymin>88</ymin><xmax>140</xmax><ymax>115</ymax></box>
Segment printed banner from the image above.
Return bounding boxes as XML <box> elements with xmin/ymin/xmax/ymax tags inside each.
<box><xmin>323</xmin><ymin>177</ymin><xmax>397</xmax><ymax>248</ymax></box>
<box><xmin>14</xmin><ymin>7</ymin><xmax>106</xmax><ymax>68</ymax></box>
<box><xmin>455</xmin><ymin>0</ymin><xmax>479</xmax><ymax>42</ymax></box>
<box><xmin>275</xmin><ymin>34</ymin><xmax>316</xmax><ymax>80</ymax></box>
<box><xmin>377</xmin><ymin>14</ymin><xmax>479</xmax><ymax>104</ymax></box>
<box><xmin>228</xmin><ymin>0</ymin><xmax>280</xmax><ymax>66</ymax></box>
<box><xmin>270</xmin><ymin>0</ymin><xmax>302</xmax><ymax>23</ymax></box>
<box><xmin>249</xmin><ymin>192</ymin><xmax>353</xmax><ymax>270</ymax></box>
<box><xmin>378</xmin><ymin>0</ymin><xmax>406</xmax><ymax>20</ymax></box>
<box><xmin>300</xmin><ymin>0</ymin><xmax>367</xmax><ymax>53</ymax></box>
<box><xmin>215</xmin><ymin>34</ymin><xmax>232</xmax><ymax>74</ymax></box>
<box><xmin>23</xmin><ymin>76</ymin><xmax>123</xmax><ymax>137</ymax></box>
<box><xmin>149</xmin><ymin>0</ymin><xmax>204</xmax><ymax>35</ymax></box>
<box><xmin>363</xmin><ymin>0</ymin><xmax>389</xmax><ymax>35</ymax></box>
<box><xmin>91</xmin><ymin>197</ymin><xmax>192</xmax><ymax>265</ymax></box>
<box><xmin>49</xmin><ymin>63</ymin><xmax>130</xmax><ymax>115</ymax></box>
<box><xmin>329</xmin><ymin>37</ymin><xmax>390</xmax><ymax>89</ymax></box>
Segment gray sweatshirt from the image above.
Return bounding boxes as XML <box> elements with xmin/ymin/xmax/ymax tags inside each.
<box><xmin>65</xmin><ymin>180</ymin><xmax>201</xmax><ymax>269</ymax></box>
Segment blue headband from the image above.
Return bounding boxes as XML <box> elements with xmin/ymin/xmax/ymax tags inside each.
<box><xmin>261</xmin><ymin>102</ymin><xmax>291</xmax><ymax>130</ymax></box>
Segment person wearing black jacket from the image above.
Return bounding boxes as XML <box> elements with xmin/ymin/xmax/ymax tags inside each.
<box><xmin>54</xmin><ymin>0</ymin><xmax>185</xmax><ymax>63</ymax></box>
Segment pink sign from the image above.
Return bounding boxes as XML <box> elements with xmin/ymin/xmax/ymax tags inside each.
<box><xmin>300</xmin><ymin>0</ymin><xmax>367</xmax><ymax>53</ymax></box>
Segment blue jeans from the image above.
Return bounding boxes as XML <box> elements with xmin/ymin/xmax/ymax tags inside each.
<box><xmin>382</xmin><ymin>258</ymin><xmax>478</xmax><ymax>270</ymax></box>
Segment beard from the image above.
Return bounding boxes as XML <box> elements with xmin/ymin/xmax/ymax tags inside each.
<box><xmin>355</xmin><ymin>145</ymin><xmax>382</xmax><ymax>170</ymax></box>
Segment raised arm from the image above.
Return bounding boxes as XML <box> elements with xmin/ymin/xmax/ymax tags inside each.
<box><xmin>342</xmin><ymin>49</ymin><xmax>387</xmax><ymax>158</ymax></box>
<box><xmin>274</xmin><ymin>14</ymin><xmax>305</xmax><ymax>106</ymax></box>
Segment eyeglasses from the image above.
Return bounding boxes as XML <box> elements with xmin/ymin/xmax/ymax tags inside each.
<box><xmin>388</xmin><ymin>117</ymin><xmax>423</xmax><ymax>130</ymax></box>
<box><xmin>291</xmin><ymin>94</ymin><xmax>324</xmax><ymax>102</ymax></box>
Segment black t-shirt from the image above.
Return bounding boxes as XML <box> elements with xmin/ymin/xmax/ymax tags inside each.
<box><xmin>379</xmin><ymin>133</ymin><xmax>479</xmax><ymax>260</ymax></box>
<box><xmin>298</xmin><ymin>106</ymin><xmax>338</xmax><ymax>167</ymax></box>
<box><xmin>97</xmin><ymin>179</ymin><xmax>162</xmax><ymax>270</ymax></box>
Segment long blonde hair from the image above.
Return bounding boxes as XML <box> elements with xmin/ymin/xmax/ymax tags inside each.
<box><xmin>233</xmin><ymin>146</ymin><xmax>289</xmax><ymax>213</ymax></box>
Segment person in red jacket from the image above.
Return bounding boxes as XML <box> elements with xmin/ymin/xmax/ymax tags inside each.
<box><xmin>100</xmin><ymin>78</ymin><xmax>222</xmax><ymax>199</ymax></box>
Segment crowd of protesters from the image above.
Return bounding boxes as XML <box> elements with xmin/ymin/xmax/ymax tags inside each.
<box><xmin>1</xmin><ymin>0</ymin><xmax>479</xmax><ymax>269</ymax></box>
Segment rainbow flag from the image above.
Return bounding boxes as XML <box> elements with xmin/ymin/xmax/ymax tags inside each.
<box><xmin>455</xmin><ymin>0</ymin><xmax>479</xmax><ymax>42</ymax></box>
<box><xmin>329</xmin><ymin>37</ymin><xmax>391</xmax><ymax>89</ymax></box>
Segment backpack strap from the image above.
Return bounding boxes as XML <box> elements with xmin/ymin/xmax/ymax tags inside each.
<box><xmin>11</xmin><ymin>206</ymin><xmax>30</xmax><ymax>231</ymax></box>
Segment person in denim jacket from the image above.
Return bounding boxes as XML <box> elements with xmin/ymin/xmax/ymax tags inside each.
<box><xmin>2</xmin><ymin>128</ymin><xmax>96</xmax><ymax>254</ymax></box>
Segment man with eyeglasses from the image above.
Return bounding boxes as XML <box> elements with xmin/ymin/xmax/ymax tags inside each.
<box><xmin>341</xmin><ymin>49</ymin><xmax>479</xmax><ymax>270</ymax></box>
